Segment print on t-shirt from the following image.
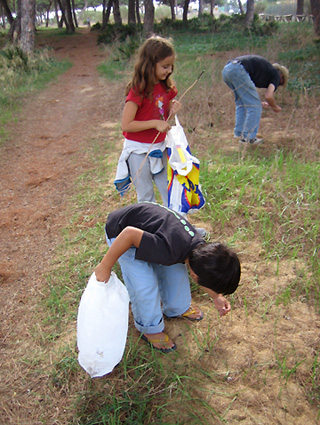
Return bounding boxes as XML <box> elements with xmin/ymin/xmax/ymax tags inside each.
<box><xmin>155</xmin><ymin>95</ymin><xmax>165</xmax><ymax>120</ymax></box>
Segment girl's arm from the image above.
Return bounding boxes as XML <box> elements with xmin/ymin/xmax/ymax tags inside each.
<box><xmin>121</xmin><ymin>101</ymin><xmax>171</xmax><ymax>133</ymax></box>
<box><xmin>94</xmin><ymin>226</ymin><xmax>144</xmax><ymax>283</ymax></box>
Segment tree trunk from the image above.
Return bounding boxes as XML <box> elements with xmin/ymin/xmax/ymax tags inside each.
<box><xmin>62</xmin><ymin>0</ymin><xmax>75</xmax><ymax>32</ymax></box>
<box><xmin>128</xmin><ymin>0</ymin><xmax>136</xmax><ymax>24</ymax></box>
<box><xmin>143</xmin><ymin>0</ymin><xmax>154</xmax><ymax>37</ymax></box>
<box><xmin>238</xmin><ymin>0</ymin><xmax>244</xmax><ymax>14</ymax></box>
<box><xmin>169</xmin><ymin>0</ymin><xmax>175</xmax><ymax>20</ymax></box>
<box><xmin>296</xmin><ymin>0</ymin><xmax>304</xmax><ymax>15</ymax></box>
<box><xmin>210</xmin><ymin>0</ymin><xmax>215</xmax><ymax>17</ymax></box>
<box><xmin>71</xmin><ymin>0</ymin><xmax>78</xmax><ymax>28</ymax></box>
<box><xmin>78</xmin><ymin>0</ymin><xmax>88</xmax><ymax>23</ymax></box>
<box><xmin>0</xmin><ymin>0</ymin><xmax>14</xmax><ymax>24</ymax></box>
<box><xmin>135</xmin><ymin>0</ymin><xmax>141</xmax><ymax>24</ymax></box>
<box><xmin>245</xmin><ymin>0</ymin><xmax>254</xmax><ymax>26</ymax></box>
<box><xmin>183</xmin><ymin>0</ymin><xmax>189</xmax><ymax>21</ymax></box>
<box><xmin>20</xmin><ymin>0</ymin><xmax>35</xmax><ymax>53</ymax></box>
<box><xmin>113</xmin><ymin>0</ymin><xmax>122</xmax><ymax>24</ymax></box>
<box><xmin>102</xmin><ymin>0</ymin><xmax>112</xmax><ymax>27</ymax></box>
<box><xmin>198</xmin><ymin>0</ymin><xmax>203</xmax><ymax>16</ymax></box>
<box><xmin>45</xmin><ymin>0</ymin><xmax>52</xmax><ymax>27</ymax></box>
<box><xmin>310</xmin><ymin>0</ymin><xmax>320</xmax><ymax>35</ymax></box>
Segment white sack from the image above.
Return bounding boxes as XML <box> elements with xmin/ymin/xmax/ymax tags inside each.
<box><xmin>77</xmin><ymin>271</ymin><xmax>130</xmax><ymax>378</ymax></box>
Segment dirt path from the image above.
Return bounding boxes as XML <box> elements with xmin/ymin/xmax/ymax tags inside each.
<box><xmin>0</xmin><ymin>28</ymin><xmax>123</xmax><ymax>424</ymax></box>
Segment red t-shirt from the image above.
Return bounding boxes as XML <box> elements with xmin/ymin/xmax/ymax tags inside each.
<box><xmin>123</xmin><ymin>83</ymin><xmax>178</xmax><ymax>144</ymax></box>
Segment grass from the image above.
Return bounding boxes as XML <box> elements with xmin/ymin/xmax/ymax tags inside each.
<box><xmin>2</xmin><ymin>21</ymin><xmax>319</xmax><ymax>424</ymax></box>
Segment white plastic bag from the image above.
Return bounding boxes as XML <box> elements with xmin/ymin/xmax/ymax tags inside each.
<box><xmin>167</xmin><ymin>116</ymin><xmax>205</xmax><ymax>214</ymax></box>
<box><xmin>167</xmin><ymin>116</ymin><xmax>199</xmax><ymax>176</ymax></box>
<box><xmin>77</xmin><ymin>271</ymin><xmax>130</xmax><ymax>378</ymax></box>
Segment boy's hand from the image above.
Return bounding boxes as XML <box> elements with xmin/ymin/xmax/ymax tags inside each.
<box><xmin>213</xmin><ymin>294</ymin><xmax>231</xmax><ymax>317</ymax></box>
<box><xmin>94</xmin><ymin>263</ymin><xmax>111</xmax><ymax>283</ymax></box>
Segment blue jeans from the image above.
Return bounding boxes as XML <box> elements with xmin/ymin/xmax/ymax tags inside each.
<box><xmin>107</xmin><ymin>237</ymin><xmax>191</xmax><ymax>334</ymax></box>
<box><xmin>222</xmin><ymin>61</ymin><xmax>262</xmax><ymax>140</ymax></box>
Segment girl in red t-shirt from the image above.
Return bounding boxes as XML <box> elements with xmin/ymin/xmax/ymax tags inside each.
<box><xmin>116</xmin><ymin>35</ymin><xmax>181</xmax><ymax>204</ymax></box>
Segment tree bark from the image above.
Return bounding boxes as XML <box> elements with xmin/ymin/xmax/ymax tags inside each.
<box><xmin>71</xmin><ymin>0</ymin><xmax>78</xmax><ymax>28</ymax></box>
<box><xmin>310</xmin><ymin>0</ymin><xmax>320</xmax><ymax>35</ymax></box>
<box><xmin>102</xmin><ymin>0</ymin><xmax>112</xmax><ymax>27</ymax></box>
<box><xmin>183</xmin><ymin>0</ymin><xmax>190</xmax><ymax>21</ymax></box>
<box><xmin>245</xmin><ymin>0</ymin><xmax>254</xmax><ymax>26</ymax></box>
<box><xmin>198</xmin><ymin>0</ymin><xmax>203</xmax><ymax>16</ymax></box>
<box><xmin>128</xmin><ymin>0</ymin><xmax>136</xmax><ymax>24</ymax></box>
<box><xmin>62</xmin><ymin>0</ymin><xmax>75</xmax><ymax>32</ymax></box>
<box><xmin>169</xmin><ymin>0</ymin><xmax>176</xmax><ymax>20</ymax></box>
<box><xmin>113</xmin><ymin>0</ymin><xmax>122</xmax><ymax>24</ymax></box>
<box><xmin>296</xmin><ymin>0</ymin><xmax>304</xmax><ymax>15</ymax></box>
<box><xmin>20</xmin><ymin>0</ymin><xmax>35</xmax><ymax>53</ymax></box>
<box><xmin>0</xmin><ymin>0</ymin><xmax>14</xmax><ymax>24</ymax></box>
<box><xmin>143</xmin><ymin>0</ymin><xmax>154</xmax><ymax>37</ymax></box>
<box><xmin>78</xmin><ymin>0</ymin><xmax>88</xmax><ymax>23</ymax></box>
<box><xmin>210</xmin><ymin>0</ymin><xmax>215</xmax><ymax>17</ymax></box>
<box><xmin>238</xmin><ymin>0</ymin><xmax>244</xmax><ymax>14</ymax></box>
<box><xmin>45</xmin><ymin>0</ymin><xmax>52</xmax><ymax>27</ymax></box>
<box><xmin>135</xmin><ymin>0</ymin><xmax>141</xmax><ymax>24</ymax></box>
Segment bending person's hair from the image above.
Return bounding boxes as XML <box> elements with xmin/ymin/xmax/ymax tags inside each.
<box><xmin>188</xmin><ymin>242</ymin><xmax>241</xmax><ymax>295</ymax></box>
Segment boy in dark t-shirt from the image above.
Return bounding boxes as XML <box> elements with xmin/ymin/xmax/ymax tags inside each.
<box><xmin>222</xmin><ymin>55</ymin><xmax>289</xmax><ymax>145</ymax></box>
<box><xmin>95</xmin><ymin>202</ymin><xmax>241</xmax><ymax>353</ymax></box>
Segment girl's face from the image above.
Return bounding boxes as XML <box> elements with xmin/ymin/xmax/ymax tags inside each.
<box><xmin>155</xmin><ymin>55</ymin><xmax>175</xmax><ymax>82</ymax></box>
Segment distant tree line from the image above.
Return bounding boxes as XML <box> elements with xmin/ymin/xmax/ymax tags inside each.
<box><xmin>0</xmin><ymin>0</ymin><xmax>319</xmax><ymax>52</ymax></box>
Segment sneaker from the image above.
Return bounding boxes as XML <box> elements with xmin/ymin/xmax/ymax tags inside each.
<box><xmin>239</xmin><ymin>137</ymin><xmax>264</xmax><ymax>145</ymax></box>
<box><xmin>249</xmin><ymin>137</ymin><xmax>264</xmax><ymax>145</ymax></box>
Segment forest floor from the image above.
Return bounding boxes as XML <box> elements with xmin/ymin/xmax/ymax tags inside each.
<box><xmin>0</xmin><ymin>27</ymin><xmax>319</xmax><ymax>425</ymax></box>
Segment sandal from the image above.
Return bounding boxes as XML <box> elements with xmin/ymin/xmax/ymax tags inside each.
<box><xmin>141</xmin><ymin>333</ymin><xmax>177</xmax><ymax>354</ymax></box>
<box><xmin>179</xmin><ymin>305</ymin><xmax>204</xmax><ymax>322</ymax></box>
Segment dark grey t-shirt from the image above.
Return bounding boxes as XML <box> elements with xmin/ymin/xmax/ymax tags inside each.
<box><xmin>105</xmin><ymin>202</ymin><xmax>204</xmax><ymax>265</ymax></box>
<box><xmin>236</xmin><ymin>55</ymin><xmax>281</xmax><ymax>89</ymax></box>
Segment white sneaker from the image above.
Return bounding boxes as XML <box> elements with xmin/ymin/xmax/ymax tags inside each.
<box><xmin>249</xmin><ymin>137</ymin><xmax>264</xmax><ymax>145</ymax></box>
<box><xmin>239</xmin><ymin>137</ymin><xmax>264</xmax><ymax>145</ymax></box>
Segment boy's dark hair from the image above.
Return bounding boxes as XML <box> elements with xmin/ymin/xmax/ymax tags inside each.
<box><xmin>188</xmin><ymin>242</ymin><xmax>241</xmax><ymax>295</ymax></box>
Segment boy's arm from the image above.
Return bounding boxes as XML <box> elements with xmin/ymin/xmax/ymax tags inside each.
<box><xmin>201</xmin><ymin>286</ymin><xmax>231</xmax><ymax>317</ymax></box>
<box><xmin>212</xmin><ymin>293</ymin><xmax>231</xmax><ymax>317</ymax></box>
<box><xmin>94</xmin><ymin>226</ymin><xmax>144</xmax><ymax>283</ymax></box>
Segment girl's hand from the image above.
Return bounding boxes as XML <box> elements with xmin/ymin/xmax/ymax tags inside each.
<box><xmin>155</xmin><ymin>120</ymin><xmax>171</xmax><ymax>133</ymax></box>
<box><xmin>169</xmin><ymin>100</ymin><xmax>182</xmax><ymax>117</ymax></box>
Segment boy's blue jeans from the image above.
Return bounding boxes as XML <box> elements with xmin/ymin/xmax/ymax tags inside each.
<box><xmin>107</xmin><ymin>236</ymin><xmax>192</xmax><ymax>334</ymax></box>
<box><xmin>222</xmin><ymin>61</ymin><xmax>262</xmax><ymax>140</ymax></box>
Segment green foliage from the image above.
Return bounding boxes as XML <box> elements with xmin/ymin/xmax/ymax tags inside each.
<box><xmin>97</xmin><ymin>23</ymin><xmax>143</xmax><ymax>44</ymax></box>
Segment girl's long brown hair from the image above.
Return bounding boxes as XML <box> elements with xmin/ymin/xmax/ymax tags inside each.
<box><xmin>126</xmin><ymin>35</ymin><xmax>176</xmax><ymax>98</ymax></box>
